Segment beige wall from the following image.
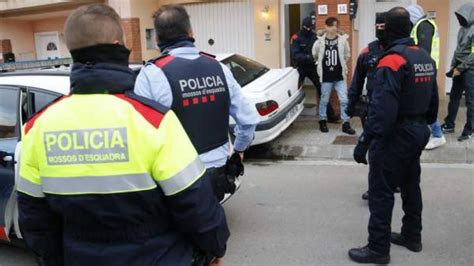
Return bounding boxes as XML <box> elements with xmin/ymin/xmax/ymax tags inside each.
<box><xmin>0</xmin><ymin>19</ymin><xmax>35</xmax><ymax>60</ymax></box>
<box><xmin>32</xmin><ymin>16</ymin><xmax>70</xmax><ymax>58</ymax></box>
<box><xmin>158</xmin><ymin>0</ymin><xmax>209</xmax><ymax>5</ymax></box>
<box><xmin>351</xmin><ymin>26</ymin><xmax>358</xmax><ymax>72</ymax></box>
<box><xmin>417</xmin><ymin>0</ymin><xmax>449</xmax><ymax>95</ymax></box>
<box><xmin>130</xmin><ymin>0</ymin><xmax>161</xmax><ymax>60</ymax></box>
<box><xmin>134</xmin><ymin>0</ymin><xmax>283</xmax><ymax>66</ymax></box>
<box><xmin>0</xmin><ymin>0</ymin><xmax>68</xmax><ymax>11</ymax></box>
<box><xmin>107</xmin><ymin>0</ymin><xmax>131</xmax><ymax>18</ymax></box>
<box><xmin>252</xmin><ymin>0</ymin><xmax>281</xmax><ymax>68</ymax></box>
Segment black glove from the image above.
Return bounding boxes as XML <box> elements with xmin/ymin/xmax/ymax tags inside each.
<box><xmin>446</xmin><ymin>68</ymin><xmax>454</xmax><ymax>78</ymax></box>
<box><xmin>353</xmin><ymin>140</ymin><xmax>369</xmax><ymax>165</ymax></box>
<box><xmin>223</xmin><ymin>153</ymin><xmax>244</xmax><ymax>195</ymax></box>
<box><xmin>192</xmin><ymin>249</ymin><xmax>213</xmax><ymax>266</ymax></box>
<box><xmin>226</xmin><ymin>152</ymin><xmax>244</xmax><ymax>178</ymax></box>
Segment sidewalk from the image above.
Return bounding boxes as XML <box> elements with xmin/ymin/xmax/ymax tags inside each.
<box><xmin>247</xmin><ymin>86</ymin><xmax>473</xmax><ymax>164</ymax></box>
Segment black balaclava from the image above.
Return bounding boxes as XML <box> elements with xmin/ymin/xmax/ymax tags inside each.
<box><xmin>375</xmin><ymin>12</ymin><xmax>387</xmax><ymax>46</ymax></box>
<box><xmin>385</xmin><ymin>7</ymin><xmax>412</xmax><ymax>45</ymax></box>
<box><xmin>302</xmin><ymin>16</ymin><xmax>315</xmax><ymax>34</ymax></box>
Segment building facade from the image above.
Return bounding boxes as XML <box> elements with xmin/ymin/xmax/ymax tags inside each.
<box><xmin>0</xmin><ymin>0</ymin><xmax>467</xmax><ymax>94</ymax></box>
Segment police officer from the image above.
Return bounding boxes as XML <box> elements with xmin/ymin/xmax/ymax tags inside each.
<box><xmin>134</xmin><ymin>5</ymin><xmax>260</xmax><ymax>202</ymax></box>
<box><xmin>17</xmin><ymin>4</ymin><xmax>229</xmax><ymax>265</ymax></box>
<box><xmin>349</xmin><ymin>7</ymin><xmax>439</xmax><ymax>264</ymax></box>
<box><xmin>290</xmin><ymin>15</ymin><xmax>337</xmax><ymax>122</ymax></box>
<box><xmin>346</xmin><ymin>12</ymin><xmax>387</xmax><ymax>201</ymax></box>
<box><xmin>407</xmin><ymin>4</ymin><xmax>446</xmax><ymax>150</ymax></box>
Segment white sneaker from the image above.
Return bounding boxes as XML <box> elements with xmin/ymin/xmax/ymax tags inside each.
<box><xmin>425</xmin><ymin>136</ymin><xmax>446</xmax><ymax>150</ymax></box>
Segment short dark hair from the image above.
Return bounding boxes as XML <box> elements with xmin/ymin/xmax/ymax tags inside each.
<box><xmin>153</xmin><ymin>5</ymin><xmax>192</xmax><ymax>43</ymax></box>
<box><xmin>65</xmin><ymin>4</ymin><xmax>124</xmax><ymax>51</ymax></box>
<box><xmin>325</xmin><ymin>17</ymin><xmax>339</xmax><ymax>27</ymax></box>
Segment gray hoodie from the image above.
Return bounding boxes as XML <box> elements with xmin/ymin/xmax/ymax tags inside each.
<box><xmin>407</xmin><ymin>4</ymin><xmax>425</xmax><ymax>25</ymax></box>
<box><xmin>451</xmin><ymin>3</ymin><xmax>474</xmax><ymax>72</ymax></box>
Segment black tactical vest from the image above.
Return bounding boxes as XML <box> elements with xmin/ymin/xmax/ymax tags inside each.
<box><xmin>386</xmin><ymin>45</ymin><xmax>436</xmax><ymax>117</ymax></box>
<box><xmin>154</xmin><ymin>54</ymin><xmax>231</xmax><ymax>154</ymax></box>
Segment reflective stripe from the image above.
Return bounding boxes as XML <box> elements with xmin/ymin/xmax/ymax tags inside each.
<box><xmin>411</xmin><ymin>18</ymin><xmax>440</xmax><ymax>69</ymax></box>
<box><xmin>18</xmin><ymin>177</ymin><xmax>45</xmax><ymax>198</ymax></box>
<box><xmin>159</xmin><ymin>157</ymin><xmax>206</xmax><ymax>196</ymax></box>
<box><xmin>41</xmin><ymin>173</ymin><xmax>157</xmax><ymax>195</ymax></box>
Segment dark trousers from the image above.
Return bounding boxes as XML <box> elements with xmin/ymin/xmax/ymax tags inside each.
<box><xmin>444</xmin><ymin>70</ymin><xmax>474</xmax><ymax>135</ymax></box>
<box><xmin>367</xmin><ymin>121</ymin><xmax>430</xmax><ymax>254</ymax></box>
<box><xmin>298</xmin><ymin>66</ymin><xmax>336</xmax><ymax>118</ymax></box>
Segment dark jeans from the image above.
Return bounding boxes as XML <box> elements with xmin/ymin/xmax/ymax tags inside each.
<box><xmin>367</xmin><ymin>121</ymin><xmax>430</xmax><ymax>254</ymax></box>
<box><xmin>297</xmin><ymin>66</ymin><xmax>336</xmax><ymax>119</ymax></box>
<box><xmin>444</xmin><ymin>69</ymin><xmax>474</xmax><ymax>135</ymax></box>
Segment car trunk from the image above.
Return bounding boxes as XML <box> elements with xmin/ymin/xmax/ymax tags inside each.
<box><xmin>244</xmin><ymin>67</ymin><xmax>300</xmax><ymax>118</ymax></box>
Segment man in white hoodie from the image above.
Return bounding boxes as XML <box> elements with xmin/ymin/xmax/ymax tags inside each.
<box><xmin>312</xmin><ymin>17</ymin><xmax>355</xmax><ymax>135</ymax></box>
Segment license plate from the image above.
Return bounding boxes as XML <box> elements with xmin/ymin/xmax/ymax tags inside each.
<box><xmin>285</xmin><ymin>105</ymin><xmax>300</xmax><ymax>122</ymax></box>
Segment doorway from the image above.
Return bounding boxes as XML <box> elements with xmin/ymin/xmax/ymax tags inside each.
<box><xmin>34</xmin><ymin>32</ymin><xmax>61</xmax><ymax>60</ymax></box>
<box><xmin>281</xmin><ymin>0</ymin><xmax>316</xmax><ymax>68</ymax></box>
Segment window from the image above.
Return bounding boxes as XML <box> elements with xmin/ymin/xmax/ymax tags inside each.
<box><xmin>146</xmin><ymin>29</ymin><xmax>157</xmax><ymax>50</ymax></box>
<box><xmin>21</xmin><ymin>89</ymin><xmax>61</xmax><ymax>124</ymax></box>
<box><xmin>0</xmin><ymin>88</ymin><xmax>19</xmax><ymax>139</ymax></box>
<box><xmin>28</xmin><ymin>89</ymin><xmax>59</xmax><ymax>115</ymax></box>
<box><xmin>221</xmin><ymin>55</ymin><xmax>270</xmax><ymax>87</ymax></box>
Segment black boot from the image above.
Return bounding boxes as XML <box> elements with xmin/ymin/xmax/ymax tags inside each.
<box><xmin>342</xmin><ymin>122</ymin><xmax>356</xmax><ymax>135</ymax></box>
<box><xmin>348</xmin><ymin>245</ymin><xmax>390</xmax><ymax>264</ymax></box>
<box><xmin>361</xmin><ymin>191</ymin><xmax>369</xmax><ymax>200</ymax></box>
<box><xmin>390</xmin><ymin>232</ymin><xmax>422</xmax><ymax>252</ymax></box>
<box><xmin>319</xmin><ymin>120</ymin><xmax>329</xmax><ymax>133</ymax></box>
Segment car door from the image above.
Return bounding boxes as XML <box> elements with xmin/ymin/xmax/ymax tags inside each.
<box><xmin>0</xmin><ymin>86</ymin><xmax>21</xmax><ymax>242</ymax></box>
<box><xmin>9</xmin><ymin>87</ymin><xmax>62</xmax><ymax>240</ymax></box>
<box><xmin>0</xmin><ymin>86</ymin><xmax>61</xmax><ymax>242</ymax></box>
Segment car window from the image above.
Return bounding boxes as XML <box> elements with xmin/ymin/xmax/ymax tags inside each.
<box><xmin>0</xmin><ymin>87</ymin><xmax>19</xmax><ymax>139</ymax></box>
<box><xmin>20</xmin><ymin>89</ymin><xmax>61</xmax><ymax>125</ymax></box>
<box><xmin>221</xmin><ymin>55</ymin><xmax>270</xmax><ymax>87</ymax></box>
<box><xmin>29</xmin><ymin>89</ymin><xmax>60</xmax><ymax>115</ymax></box>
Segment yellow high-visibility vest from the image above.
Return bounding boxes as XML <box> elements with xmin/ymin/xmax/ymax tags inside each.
<box><xmin>18</xmin><ymin>94</ymin><xmax>205</xmax><ymax>198</ymax></box>
<box><xmin>411</xmin><ymin>18</ymin><xmax>440</xmax><ymax>69</ymax></box>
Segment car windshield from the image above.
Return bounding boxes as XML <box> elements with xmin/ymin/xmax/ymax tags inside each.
<box><xmin>221</xmin><ymin>54</ymin><xmax>269</xmax><ymax>87</ymax></box>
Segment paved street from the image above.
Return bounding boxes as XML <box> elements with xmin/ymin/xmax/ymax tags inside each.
<box><xmin>223</xmin><ymin>162</ymin><xmax>473</xmax><ymax>265</ymax></box>
<box><xmin>1</xmin><ymin>161</ymin><xmax>472</xmax><ymax>266</ymax></box>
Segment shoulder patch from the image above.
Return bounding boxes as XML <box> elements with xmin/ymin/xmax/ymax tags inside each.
<box><xmin>154</xmin><ymin>55</ymin><xmax>176</xmax><ymax>68</ymax></box>
<box><xmin>377</xmin><ymin>54</ymin><xmax>407</xmax><ymax>72</ymax></box>
<box><xmin>408</xmin><ymin>46</ymin><xmax>419</xmax><ymax>50</ymax></box>
<box><xmin>114</xmin><ymin>92</ymin><xmax>167</xmax><ymax>128</ymax></box>
<box><xmin>24</xmin><ymin>95</ymin><xmax>69</xmax><ymax>135</ymax></box>
<box><xmin>360</xmin><ymin>47</ymin><xmax>369</xmax><ymax>55</ymax></box>
<box><xmin>291</xmin><ymin>34</ymin><xmax>298</xmax><ymax>41</ymax></box>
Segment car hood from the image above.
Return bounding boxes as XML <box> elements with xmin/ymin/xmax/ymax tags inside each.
<box><xmin>243</xmin><ymin>67</ymin><xmax>296</xmax><ymax>93</ymax></box>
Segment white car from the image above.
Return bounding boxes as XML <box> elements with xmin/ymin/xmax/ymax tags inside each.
<box><xmin>217</xmin><ymin>54</ymin><xmax>304</xmax><ymax>145</ymax></box>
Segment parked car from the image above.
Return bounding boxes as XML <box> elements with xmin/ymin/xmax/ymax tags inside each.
<box><xmin>0</xmin><ymin>54</ymin><xmax>303</xmax><ymax>244</ymax></box>
<box><xmin>217</xmin><ymin>54</ymin><xmax>304</xmax><ymax>145</ymax></box>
